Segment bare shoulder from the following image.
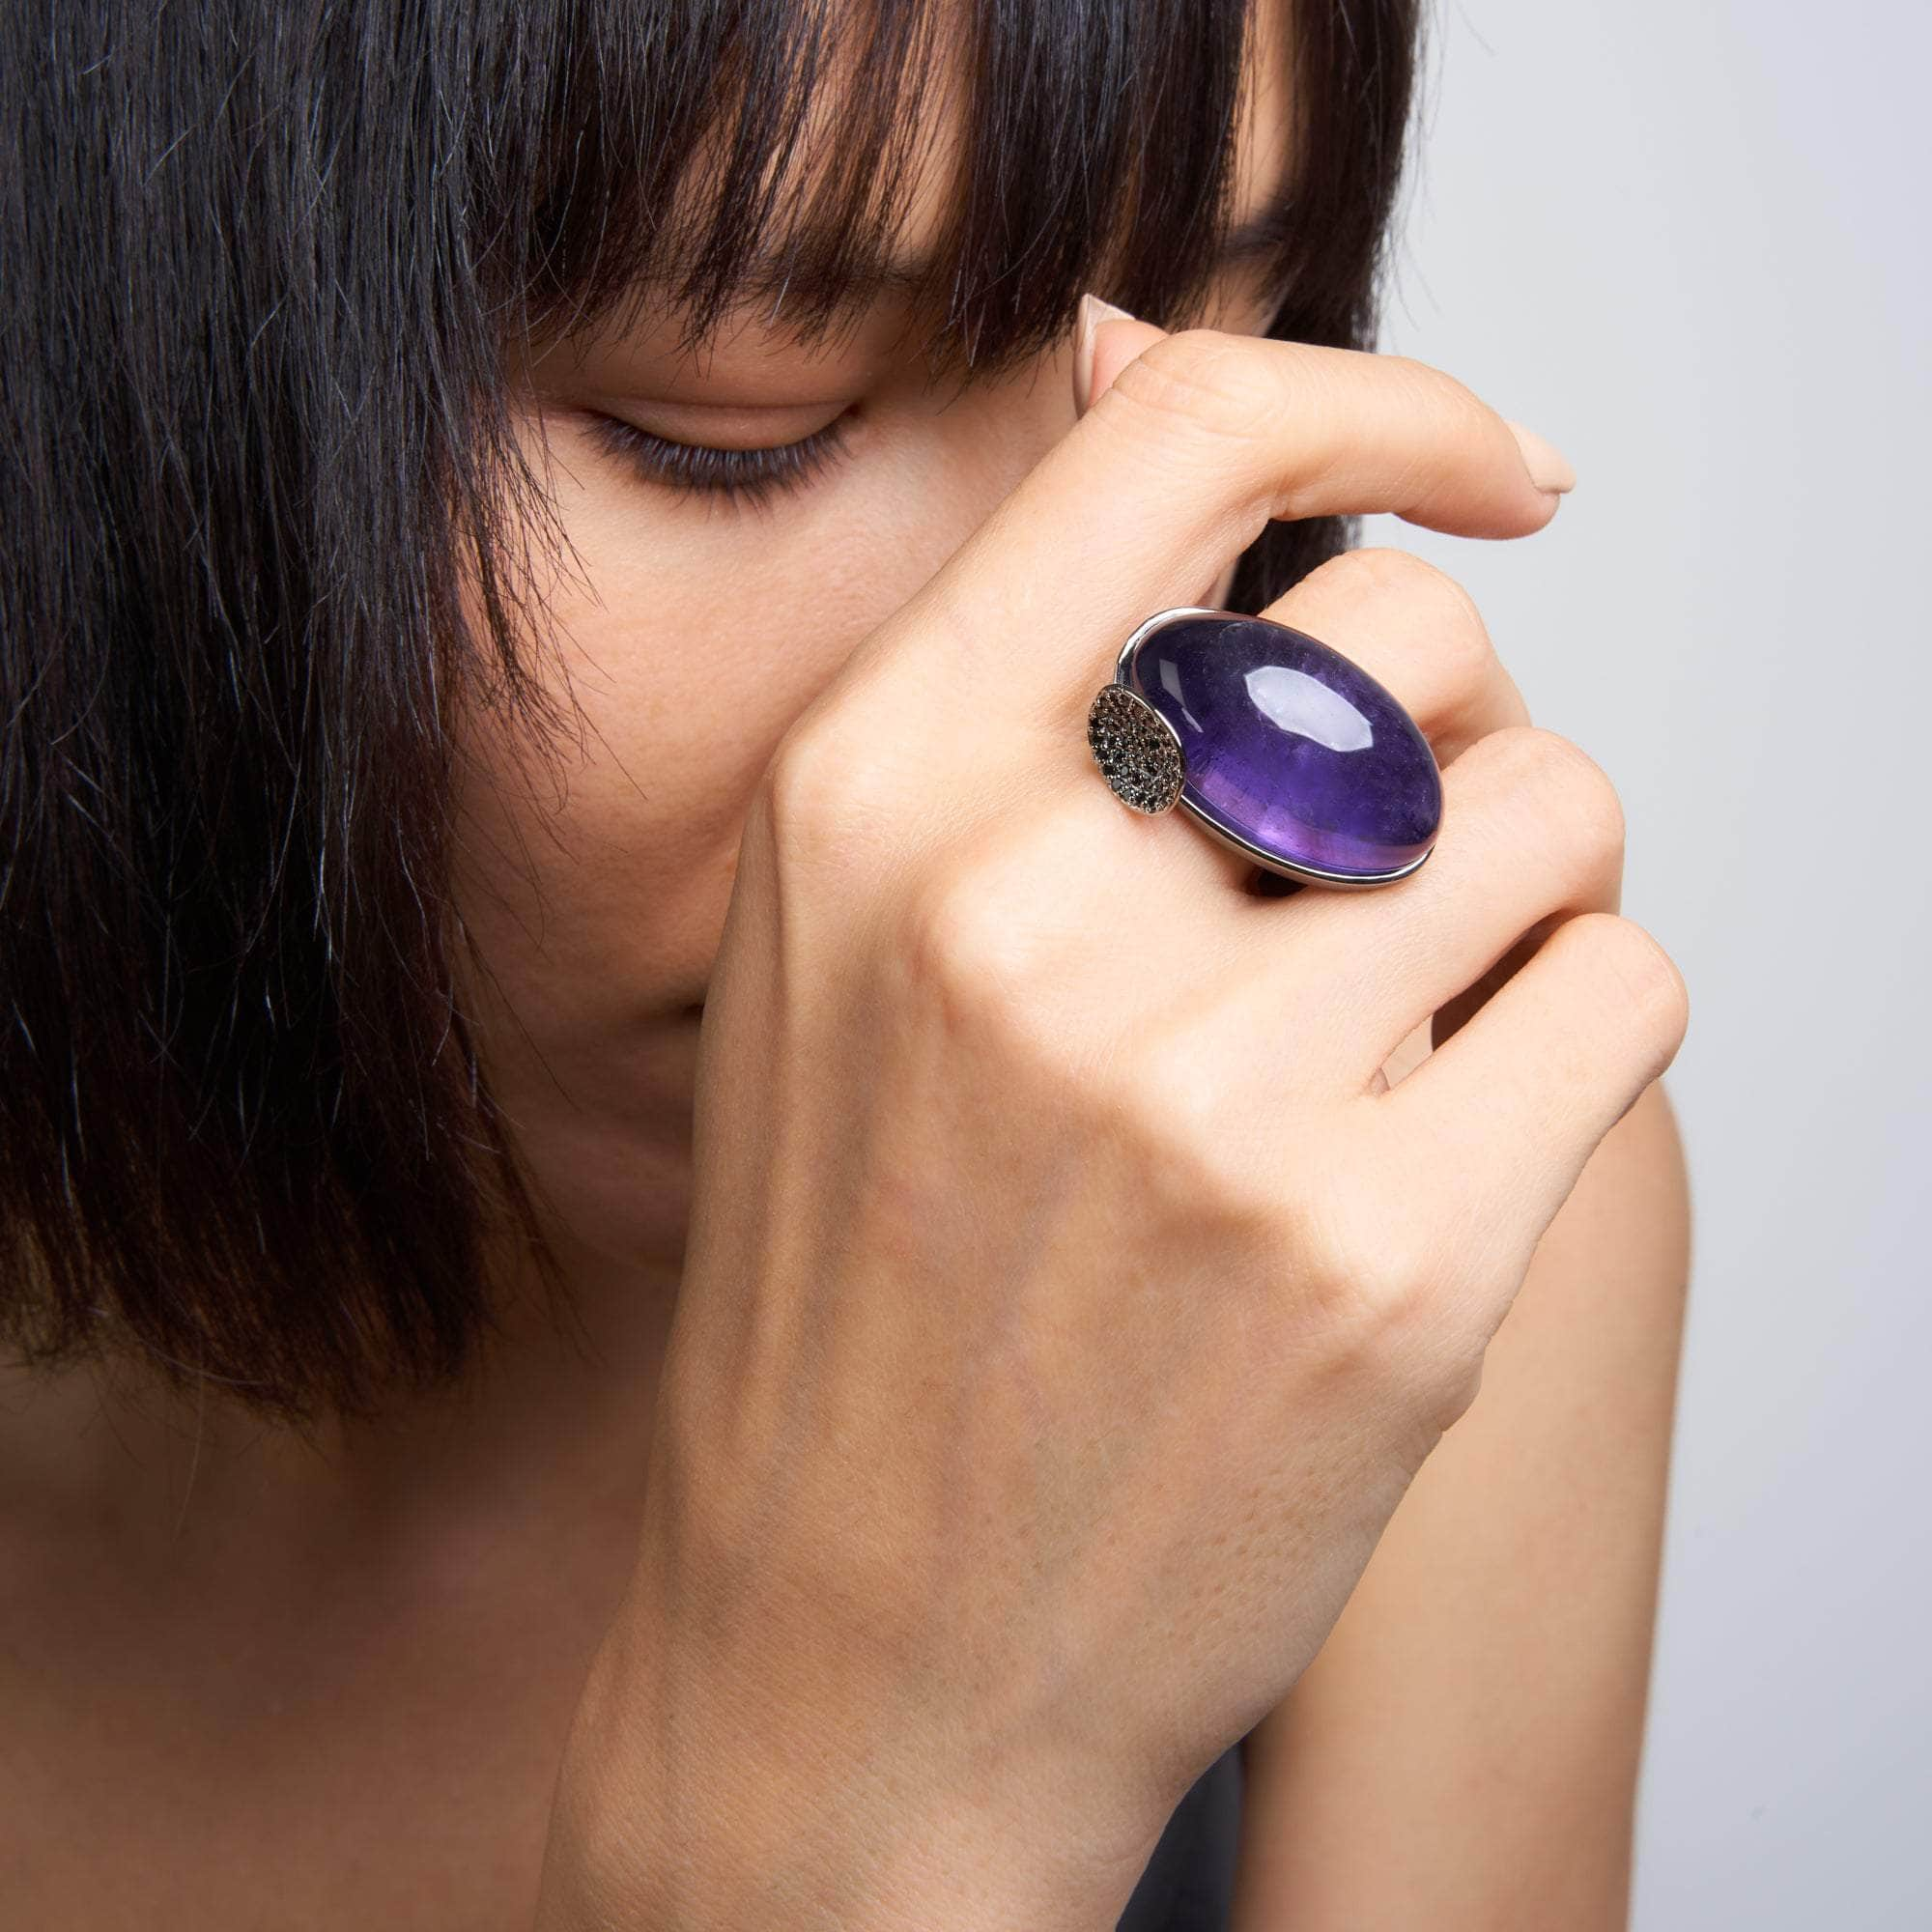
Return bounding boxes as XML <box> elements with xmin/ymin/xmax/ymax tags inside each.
<box><xmin>1227</xmin><ymin>1075</ymin><xmax>1691</xmax><ymax>1930</ymax></box>
<box><xmin>1516</xmin><ymin>1072</ymin><xmax>1692</xmax><ymax>1341</ymax></box>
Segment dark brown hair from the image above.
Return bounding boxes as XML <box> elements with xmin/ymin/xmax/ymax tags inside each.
<box><xmin>0</xmin><ymin>0</ymin><xmax>1425</xmax><ymax>1422</ymax></box>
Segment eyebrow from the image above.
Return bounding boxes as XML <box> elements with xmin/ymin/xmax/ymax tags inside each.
<box><xmin>724</xmin><ymin>193</ymin><xmax>1300</xmax><ymax>311</ymax></box>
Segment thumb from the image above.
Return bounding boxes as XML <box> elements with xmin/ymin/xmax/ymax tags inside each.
<box><xmin>1073</xmin><ymin>294</ymin><xmax>1169</xmax><ymax>416</ymax></box>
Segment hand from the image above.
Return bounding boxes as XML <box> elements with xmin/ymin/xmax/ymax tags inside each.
<box><xmin>532</xmin><ymin>311</ymin><xmax>1689</xmax><ymax>1929</ymax></box>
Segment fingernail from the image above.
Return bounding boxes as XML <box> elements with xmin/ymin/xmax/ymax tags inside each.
<box><xmin>1504</xmin><ymin>418</ymin><xmax>1577</xmax><ymax>496</ymax></box>
<box><xmin>1075</xmin><ymin>293</ymin><xmax>1136</xmax><ymax>415</ymax></box>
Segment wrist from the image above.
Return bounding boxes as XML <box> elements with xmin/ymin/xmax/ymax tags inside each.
<box><xmin>538</xmin><ymin>1789</ymin><xmax>1144</xmax><ymax>1932</ymax></box>
<box><xmin>532</xmin><ymin>1634</ymin><xmax>1158</xmax><ymax>1930</ymax></box>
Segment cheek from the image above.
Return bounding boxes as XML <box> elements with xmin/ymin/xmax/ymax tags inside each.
<box><xmin>453</xmin><ymin>416</ymin><xmax>990</xmax><ymax>1034</ymax></box>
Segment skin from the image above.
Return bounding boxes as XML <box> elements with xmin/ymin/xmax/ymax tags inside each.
<box><xmin>0</xmin><ymin>5</ymin><xmax>1691</xmax><ymax>1926</ymax></box>
<box><xmin>521</xmin><ymin>292</ymin><xmax>1688</xmax><ymax>1924</ymax></box>
<box><xmin>1230</xmin><ymin>1076</ymin><xmax>1690</xmax><ymax>1929</ymax></box>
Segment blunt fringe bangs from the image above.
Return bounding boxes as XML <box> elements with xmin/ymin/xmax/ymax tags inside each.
<box><xmin>0</xmin><ymin>0</ymin><xmax>1424</xmax><ymax>1423</ymax></box>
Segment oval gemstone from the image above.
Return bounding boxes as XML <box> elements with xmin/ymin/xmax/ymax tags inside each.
<box><xmin>1124</xmin><ymin>611</ymin><xmax>1442</xmax><ymax>880</ymax></box>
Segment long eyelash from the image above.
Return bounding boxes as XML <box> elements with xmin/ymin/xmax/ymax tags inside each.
<box><xmin>585</xmin><ymin>412</ymin><xmax>852</xmax><ymax>507</ymax></box>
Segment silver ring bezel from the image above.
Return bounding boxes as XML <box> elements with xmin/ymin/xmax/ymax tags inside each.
<box><xmin>1113</xmin><ymin>606</ymin><xmax>1437</xmax><ymax>892</ymax></box>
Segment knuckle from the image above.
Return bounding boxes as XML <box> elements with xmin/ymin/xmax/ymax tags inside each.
<box><xmin>1572</xmin><ymin>912</ymin><xmax>1692</xmax><ymax>1058</ymax></box>
<box><xmin>757</xmin><ymin>713</ymin><xmax>912</xmax><ymax>895</ymax></box>
<box><xmin>1275</xmin><ymin>1112</ymin><xmax>1506</xmax><ymax>1393</ymax></box>
<box><xmin>1112</xmin><ymin>1025</ymin><xmax>1253</xmax><ymax>1208</ymax></box>
<box><xmin>1367</xmin><ymin>355</ymin><xmax>1498</xmax><ymax>491</ymax></box>
<box><xmin>1244</xmin><ymin>1146</ymin><xmax>1440</xmax><ymax>1368</ymax></box>
<box><xmin>1107</xmin><ymin>327</ymin><xmax>1284</xmax><ymax>446</ymax></box>
<box><xmin>759</xmin><ymin>717</ymin><xmax>859</xmax><ymax>847</ymax></box>
<box><xmin>892</xmin><ymin>843</ymin><xmax>1065</xmax><ymax>1040</ymax></box>
<box><xmin>1306</xmin><ymin>547</ymin><xmax>1496</xmax><ymax>683</ymax></box>
<box><xmin>1095</xmin><ymin>1045</ymin><xmax>1467</xmax><ymax>1403</ymax></box>
<box><xmin>1488</xmin><ymin>724</ymin><xmax>1627</xmax><ymax>872</ymax></box>
<box><xmin>1100</xmin><ymin>1031</ymin><xmax>1343</xmax><ymax>1292</ymax></box>
<box><xmin>1398</xmin><ymin>558</ymin><xmax>1493</xmax><ymax>683</ymax></box>
<box><xmin>896</xmin><ymin>860</ymin><xmax>1018</xmax><ymax>1004</ymax></box>
<box><xmin>1314</xmin><ymin>1193</ymin><xmax>1432</xmax><ymax>1328</ymax></box>
<box><xmin>1383</xmin><ymin>353</ymin><xmax>1493</xmax><ymax>439</ymax></box>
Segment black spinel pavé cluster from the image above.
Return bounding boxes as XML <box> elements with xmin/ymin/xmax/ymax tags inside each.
<box><xmin>1087</xmin><ymin>684</ymin><xmax>1185</xmax><ymax>813</ymax></box>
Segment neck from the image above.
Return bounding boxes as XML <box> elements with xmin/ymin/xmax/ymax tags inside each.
<box><xmin>0</xmin><ymin>1226</ymin><xmax>682</xmax><ymax>1557</ymax></box>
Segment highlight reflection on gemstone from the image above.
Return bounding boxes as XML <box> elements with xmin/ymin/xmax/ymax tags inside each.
<box><xmin>1122</xmin><ymin>612</ymin><xmax>1441</xmax><ymax>881</ymax></box>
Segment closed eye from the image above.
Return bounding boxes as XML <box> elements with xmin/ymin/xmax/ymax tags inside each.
<box><xmin>584</xmin><ymin>411</ymin><xmax>853</xmax><ymax>508</ymax></box>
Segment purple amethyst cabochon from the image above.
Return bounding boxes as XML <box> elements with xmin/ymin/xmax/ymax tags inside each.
<box><xmin>1122</xmin><ymin>611</ymin><xmax>1442</xmax><ymax>881</ymax></box>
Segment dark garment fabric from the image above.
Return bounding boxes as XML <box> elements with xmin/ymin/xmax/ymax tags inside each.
<box><xmin>1115</xmin><ymin>1738</ymin><xmax>1245</xmax><ymax>1930</ymax></box>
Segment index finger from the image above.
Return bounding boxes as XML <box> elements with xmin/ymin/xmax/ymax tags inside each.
<box><xmin>901</xmin><ymin>321</ymin><xmax>1569</xmax><ymax>718</ymax></box>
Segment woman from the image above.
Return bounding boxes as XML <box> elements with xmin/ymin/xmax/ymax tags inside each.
<box><xmin>0</xmin><ymin>0</ymin><xmax>1692</xmax><ymax>1923</ymax></box>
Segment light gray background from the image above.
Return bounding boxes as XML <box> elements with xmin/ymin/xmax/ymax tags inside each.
<box><xmin>1358</xmin><ymin>2</ymin><xmax>1930</xmax><ymax>1924</ymax></box>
